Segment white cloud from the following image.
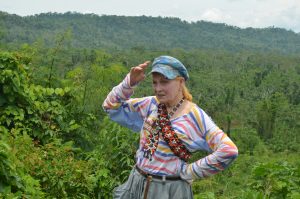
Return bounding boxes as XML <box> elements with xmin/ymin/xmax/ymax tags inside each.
<box><xmin>201</xmin><ymin>8</ymin><xmax>232</xmax><ymax>23</ymax></box>
<box><xmin>275</xmin><ymin>5</ymin><xmax>300</xmax><ymax>31</ymax></box>
<box><xmin>194</xmin><ymin>0</ymin><xmax>300</xmax><ymax>32</ymax></box>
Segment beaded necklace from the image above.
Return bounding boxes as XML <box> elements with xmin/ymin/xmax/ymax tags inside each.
<box><xmin>168</xmin><ymin>97</ymin><xmax>185</xmax><ymax>117</ymax></box>
<box><xmin>143</xmin><ymin>97</ymin><xmax>191</xmax><ymax>162</ymax></box>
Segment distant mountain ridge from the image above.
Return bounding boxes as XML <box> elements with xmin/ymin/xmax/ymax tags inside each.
<box><xmin>1</xmin><ymin>11</ymin><xmax>300</xmax><ymax>54</ymax></box>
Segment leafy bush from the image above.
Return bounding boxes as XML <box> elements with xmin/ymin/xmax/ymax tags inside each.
<box><xmin>249</xmin><ymin>162</ymin><xmax>300</xmax><ymax>198</ymax></box>
<box><xmin>231</xmin><ymin>127</ymin><xmax>261</xmax><ymax>155</ymax></box>
<box><xmin>0</xmin><ymin>48</ymin><xmax>97</xmax><ymax>198</ymax></box>
<box><xmin>0</xmin><ymin>131</ymin><xmax>44</xmax><ymax>198</ymax></box>
<box><xmin>87</xmin><ymin>117</ymin><xmax>139</xmax><ymax>198</ymax></box>
<box><xmin>0</xmin><ymin>51</ymin><xmax>75</xmax><ymax>144</ymax></box>
<box><xmin>12</xmin><ymin>134</ymin><xmax>96</xmax><ymax>198</ymax></box>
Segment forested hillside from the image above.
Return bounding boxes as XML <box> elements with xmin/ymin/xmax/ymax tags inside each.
<box><xmin>1</xmin><ymin>11</ymin><xmax>300</xmax><ymax>54</ymax></box>
<box><xmin>0</xmin><ymin>11</ymin><xmax>299</xmax><ymax>198</ymax></box>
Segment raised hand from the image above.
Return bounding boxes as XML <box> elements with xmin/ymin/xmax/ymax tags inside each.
<box><xmin>129</xmin><ymin>61</ymin><xmax>150</xmax><ymax>86</ymax></box>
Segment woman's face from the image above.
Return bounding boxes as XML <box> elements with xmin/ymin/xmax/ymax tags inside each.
<box><xmin>152</xmin><ymin>73</ymin><xmax>183</xmax><ymax>106</ymax></box>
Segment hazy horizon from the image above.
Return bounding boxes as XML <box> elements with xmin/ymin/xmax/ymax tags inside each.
<box><xmin>1</xmin><ymin>0</ymin><xmax>300</xmax><ymax>33</ymax></box>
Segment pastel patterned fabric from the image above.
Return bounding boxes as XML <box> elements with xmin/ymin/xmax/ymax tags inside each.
<box><xmin>151</xmin><ymin>55</ymin><xmax>189</xmax><ymax>80</ymax></box>
<box><xmin>102</xmin><ymin>74</ymin><xmax>238</xmax><ymax>181</ymax></box>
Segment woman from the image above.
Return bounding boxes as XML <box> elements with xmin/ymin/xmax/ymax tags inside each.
<box><xmin>103</xmin><ymin>55</ymin><xmax>238</xmax><ymax>199</ymax></box>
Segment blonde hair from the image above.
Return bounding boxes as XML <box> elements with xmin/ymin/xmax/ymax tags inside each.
<box><xmin>176</xmin><ymin>77</ymin><xmax>193</xmax><ymax>101</ymax></box>
<box><xmin>182</xmin><ymin>84</ymin><xmax>193</xmax><ymax>101</ymax></box>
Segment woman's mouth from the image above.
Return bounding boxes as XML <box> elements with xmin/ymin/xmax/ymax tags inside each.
<box><xmin>156</xmin><ymin>94</ymin><xmax>165</xmax><ymax>98</ymax></box>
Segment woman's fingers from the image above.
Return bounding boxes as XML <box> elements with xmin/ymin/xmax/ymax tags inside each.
<box><xmin>133</xmin><ymin>61</ymin><xmax>150</xmax><ymax>73</ymax></box>
<box><xmin>131</xmin><ymin>67</ymin><xmax>144</xmax><ymax>75</ymax></box>
<box><xmin>138</xmin><ymin>61</ymin><xmax>150</xmax><ymax>71</ymax></box>
<box><xmin>129</xmin><ymin>61</ymin><xmax>151</xmax><ymax>86</ymax></box>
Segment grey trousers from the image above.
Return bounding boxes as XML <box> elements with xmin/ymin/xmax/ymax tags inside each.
<box><xmin>113</xmin><ymin>167</ymin><xmax>193</xmax><ymax>199</ymax></box>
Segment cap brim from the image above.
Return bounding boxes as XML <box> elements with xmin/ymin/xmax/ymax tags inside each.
<box><xmin>149</xmin><ymin>64</ymin><xmax>179</xmax><ymax>80</ymax></box>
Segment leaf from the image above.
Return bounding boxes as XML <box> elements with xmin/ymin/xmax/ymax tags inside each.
<box><xmin>55</xmin><ymin>88</ymin><xmax>65</xmax><ymax>96</ymax></box>
<box><xmin>2</xmin><ymin>85</ymin><xmax>11</xmax><ymax>94</ymax></box>
<box><xmin>46</xmin><ymin>88</ymin><xmax>55</xmax><ymax>95</ymax></box>
<box><xmin>64</xmin><ymin>87</ymin><xmax>71</xmax><ymax>92</ymax></box>
<box><xmin>0</xmin><ymin>96</ymin><xmax>7</xmax><ymax>106</ymax></box>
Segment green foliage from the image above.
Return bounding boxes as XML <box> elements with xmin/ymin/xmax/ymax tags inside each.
<box><xmin>81</xmin><ymin>117</ymin><xmax>139</xmax><ymax>198</ymax></box>
<box><xmin>0</xmin><ymin>50</ymin><xmax>139</xmax><ymax>198</ymax></box>
<box><xmin>256</xmin><ymin>92</ymin><xmax>287</xmax><ymax>140</ymax></box>
<box><xmin>2</xmin><ymin>11</ymin><xmax>300</xmax><ymax>54</ymax></box>
<box><xmin>0</xmin><ymin>132</ymin><xmax>44</xmax><ymax>198</ymax></box>
<box><xmin>12</xmin><ymin>134</ymin><xmax>96</xmax><ymax>198</ymax></box>
<box><xmin>256</xmin><ymin>92</ymin><xmax>300</xmax><ymax>152</ymax></box>
<box><xmin>230</xmin><ymin>127</ymin><xmax>262</xmax><ymax>155</ymax></box>
<box><xmin>0</xmin><ymin>51</ymin><xmax>75</xmax><ymax>143</ymax></box>
<box><xmin>239</xmin><ymin>190</ymin><xmax>264</xmax><ymax>199</ymax></box>
<box><xmin>61</xmin><ymin>60</ymin><xmax>128</xmax><ymax>150</ymax></box>
<box><xmin>192</xmin><ymin>153</ymin><xmax>300</xmax><ymax>199</ymax></box>
<box><xmin>1</xmin><ymin>19</ymin><xmax>300</xmax><ymax>198</ymax></box>
<box><xmin>194</xmin><ymin>192</ymin><xmax>216</xmax><ymax>199</ymax></box>
<box><xmin>249</xmin><ymin>162</ymin><xmax>300</xmax><ymax>198</ymax></box>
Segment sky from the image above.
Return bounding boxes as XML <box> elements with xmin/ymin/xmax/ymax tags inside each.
<box><xmin>1</xmin><ymin>0</ymin><xmax>300</xmax><ymax>33</ymax></box>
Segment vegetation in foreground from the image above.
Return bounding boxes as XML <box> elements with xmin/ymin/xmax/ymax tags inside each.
<box><xmin>0</xmin><ymin>14</ymin><xmax>299</xmax><ymax>198</ymax></box>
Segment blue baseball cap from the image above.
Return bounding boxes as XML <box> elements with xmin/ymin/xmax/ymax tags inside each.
<box><xmin>150</xmin><ymin>56</ymin><xmax>189</xmax><ymax>80</ymax></box>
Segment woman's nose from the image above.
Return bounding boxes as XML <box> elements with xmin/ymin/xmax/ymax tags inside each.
<box><xmin>153</xmin><ymin>84</ymin><xmax>162</xmax><ymax>92</ymax></box>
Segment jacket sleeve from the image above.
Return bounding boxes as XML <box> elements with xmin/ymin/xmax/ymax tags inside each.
<box><xmin>102</xmin><ymin>74</ymin><xmax>152</xmax><ymax>132</ymax></box>
<box><xmin>180</xmin><ymin>108</ymin><xmax>238</xmax><ymax>182</ymax></box>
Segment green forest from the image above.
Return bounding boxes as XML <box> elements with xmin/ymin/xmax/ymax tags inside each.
<box><xmin>0</xmin><ymin>12</ymin><xmax>299</xmax><ymax>199</ymax></box>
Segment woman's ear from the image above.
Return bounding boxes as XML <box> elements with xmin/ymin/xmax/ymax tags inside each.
<box><xmin>176</xmin><ymin>77</ymin><xmax>185</xmax><ymax>88</ymax></box>
<box><xmin>179</xmin><ymin>77</ymin><xmax>185</xmax><ymax>85</ymax></box>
